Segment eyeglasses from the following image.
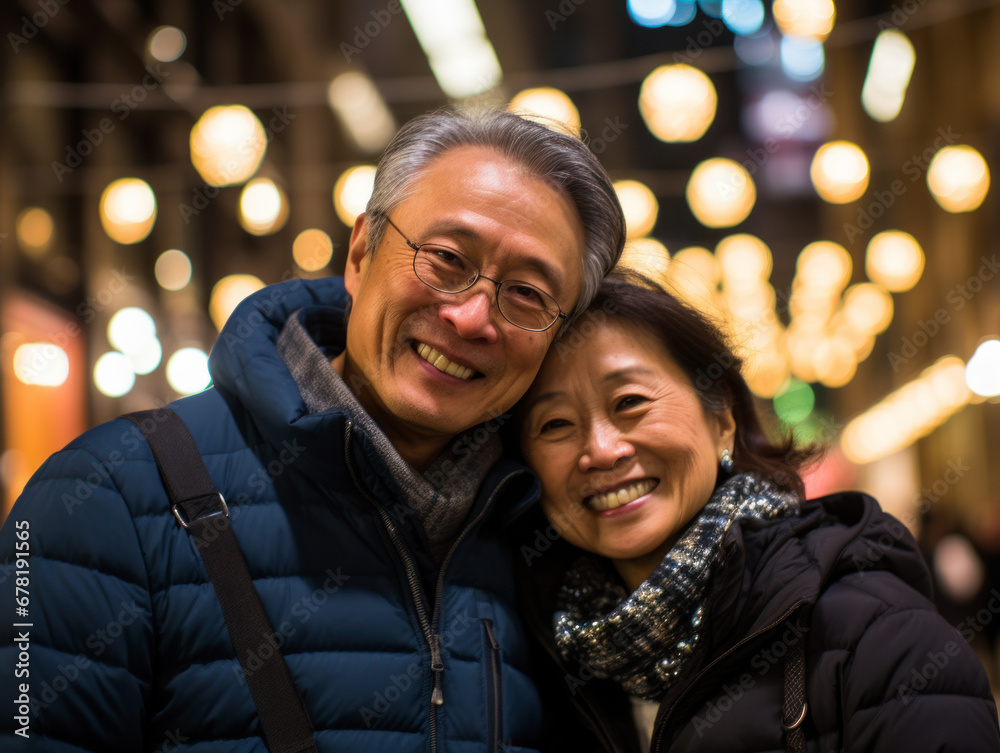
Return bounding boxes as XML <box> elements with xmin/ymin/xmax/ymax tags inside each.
<box><xmin>384</xmin><ymin>216</ymin><xmax>568</xmax><ymax>332</ymax></box>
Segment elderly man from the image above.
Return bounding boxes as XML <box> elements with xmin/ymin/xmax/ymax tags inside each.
<box><xmin>0</xmin><ymin>107</ymin><xmax>625</xmax><ymax>752</ymax></box>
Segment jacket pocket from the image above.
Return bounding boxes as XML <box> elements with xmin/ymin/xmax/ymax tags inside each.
<box><xmin>482</xmin><ymin>618</ymin><xmax>504</xmax><ymax>751</ymax></box>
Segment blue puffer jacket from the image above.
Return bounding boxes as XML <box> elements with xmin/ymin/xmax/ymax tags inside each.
<box><xmin>0</xmin><ymin>277</ymin><xmax>545</xmax><ymax>752</ymax></box>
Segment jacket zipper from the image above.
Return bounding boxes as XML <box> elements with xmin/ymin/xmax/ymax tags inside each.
<box><xmin>344</xmin><ymin>421</ymin><xmax>522</xmax><ymax>752</ymax></box>
<box><xmin>650</xmin><ymin>599</ymin><xmax>808</xmax><ymax>752</ymax></box>
<box><xmin>483</xmin><ymin>618</ymin><xmax>504</xmax><ymax>750</ymax></box>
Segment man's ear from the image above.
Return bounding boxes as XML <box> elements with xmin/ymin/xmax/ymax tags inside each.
<box><xmin>344</xmin><ymin>212</ymin><xmax>370</xmax><ymax>297</ymax></box>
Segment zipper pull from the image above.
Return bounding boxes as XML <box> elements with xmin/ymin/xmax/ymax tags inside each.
<box><xmin>430</xmin><ymin>633</ymin><xmax>445</xmax><ymax>706</ymax></box>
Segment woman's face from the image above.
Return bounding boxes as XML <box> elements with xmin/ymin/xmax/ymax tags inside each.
<box><xmin>520</xmin><ymin>318</ymin><xmax>735</xmax><ymax>580</ymax></box>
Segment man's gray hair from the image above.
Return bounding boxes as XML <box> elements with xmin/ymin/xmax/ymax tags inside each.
<box><xmin>363</xmin><ymin>106</ymin><xmax>626</xmax><ymax>317</ymax></box>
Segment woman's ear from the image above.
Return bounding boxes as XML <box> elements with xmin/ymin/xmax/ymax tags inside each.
<box><xmin>714</xmin><ymin>406</ymin><xmax>737</xmax><ymax>455</ymax></box>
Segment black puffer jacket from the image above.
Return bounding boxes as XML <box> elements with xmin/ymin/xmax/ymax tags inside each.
<box><xmin>517</xmin><ymin>491</ymin><xmax>1000</xmax><ymax>752</ymax></box>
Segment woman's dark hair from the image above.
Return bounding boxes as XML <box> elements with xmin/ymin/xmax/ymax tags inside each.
<box><xmin>581</xmin><ymin>273</ymin><xmax>819</xmax><ymax>499</ymax></box>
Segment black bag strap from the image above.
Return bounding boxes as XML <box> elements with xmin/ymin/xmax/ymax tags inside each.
<box><xmin>781</xmin><ymin>610</ymin><xmax>809</xmax><ymax>753</ymax></box>
<box><xmin>124</xmin><ymin>409</ymin><xmax>318</xmax><ymax>753</ymax></box>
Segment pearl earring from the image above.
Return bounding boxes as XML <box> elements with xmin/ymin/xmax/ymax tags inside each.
<box><xmin>720</xmin><ymin>449</ymin><xmax>733</xmax><ymax>472</ymax></box>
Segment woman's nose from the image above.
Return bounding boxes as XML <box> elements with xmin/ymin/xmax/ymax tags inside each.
<box><xmin>579</xmin><ymin>421</ymin><xmax>633</xmax><ymax>472</ymax></box>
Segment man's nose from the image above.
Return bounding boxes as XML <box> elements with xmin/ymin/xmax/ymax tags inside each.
<box><xmin>437</xmin><ymin>282</ymin><xmax>500</xmax><ymax>342</ymax></box>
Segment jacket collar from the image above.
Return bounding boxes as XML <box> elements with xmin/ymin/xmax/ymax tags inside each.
<box><xmin>207</xmin><ymin>277</ymin><xmax>539</xmax><ymax>522</ymax></box>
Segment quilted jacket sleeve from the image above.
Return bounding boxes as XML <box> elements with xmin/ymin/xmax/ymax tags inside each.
<box><xmin>839</xmin><ymin>577</ymin><xmax>1000</xmax><ymax>751</ymax></box>
<box><xmin>0</xmin><ymin>437</ymin><xmax>155</xmax><ymax>752</ymax></box>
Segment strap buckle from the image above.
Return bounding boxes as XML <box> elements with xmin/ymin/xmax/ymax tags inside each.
<box><xmin>782</xmin><ymin>701</ymin><xmax>808</xmax><ymax>731</ymax></box>
<box><xmin>172</xmin><ymin>493</ymin><xmax>228</xmax><ymax>529</ymax></box>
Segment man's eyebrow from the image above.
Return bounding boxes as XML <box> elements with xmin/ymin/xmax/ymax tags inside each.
<box><xmin>421</xmin><ymin>221</ymin><xmax>568</xmax><ymax>300</ymax></box>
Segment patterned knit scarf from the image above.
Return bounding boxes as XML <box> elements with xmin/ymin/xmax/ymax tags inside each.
<box><xmin>553</xmin><ymin>473</ymin><xmax>799</xmax><ymax>701</ymax></box>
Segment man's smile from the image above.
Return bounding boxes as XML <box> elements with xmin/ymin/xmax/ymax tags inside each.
<box><xmin>413</xmin><ymin>340</ymin><xmax>478</xmax><ymax>380</ymax></box>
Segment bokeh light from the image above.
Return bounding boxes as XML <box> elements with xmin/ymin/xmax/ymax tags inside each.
<box><xmin>99</xmin><ymin>178</ymin><xmax>157</xmax><ymax>245</ymax></box>
<box><xmin>333</xmin><ymin>165</ymin><xmax>376</xmax><ymax>227</ymax></box>
<box><xmin>966</xmin><ymin>339</ymin><xmax>1000</xmax><ymax>397</ymax></box>
<box><xmin>628</xmin><ymin>0</ymin><xmax>678</xmax><ymax>27</ymax></box>
<box><xmin>795</xmin><ymin>241</ymin><xmax>852</xmax><ymax>293</ymax></box>
<box><xmin>811</xmin><ymin>141</ymin><xmax>870</xmax><ymax>204</ymax></box>
<box><xmin>94</xmin><ymin>352</ymin><xmax>136</xmax><ymax>397</ymax></box>
<box><xmin>862</xmin><ymin>29</ymin><xmax>915</xmax><ymax>122</ymax></box>
<box><xmin>773</xmin><ymin>0</ymin><xmax>835</xmax><ymax>40</ymax></box>
<box><xmin>239</xmin><ymin>178</ymin><xmax>289</xmax><ymax>236</ymax></box>
<box><xmin>327</xmin><ymin>72</ymin><xmax>397</xmax><ymax>154</ymax></box>
<box><xmin>640</xmin><ymin>64</ymin><xmax>718</xmax><ymax>143</ymax></box>
<box><xmin>774</xmin><ymin>378</ymin><xmax>815</xmax><ymax>424</ymax></box>
<box><xmin>780</xmin><ymin>36</ymin><xmax>825</xmax><ymax>81</ymax></box>
<box><xmin>293</xmin><ymin>229</ymin><xmax>335</xmax><ymax>272</ymax></box>
<box><xmin>927</xmin><ymin>145</ymin><xmax>991</xmax><ymax>213</ymax></box>
<box><xmin>865</xmin><ymin>231</ymin><xmax>925</xmax><ymax>292</ymax></box>
<box><xmin>842</xmin><ymin>282</ymin><xmax>893</xmax><ymax>336</ymax></box>
<box><xmin>722</xmin><ymin>0</ymin><xmax>765</xmax><ymax>35</ymax></box>
<box><xmin>13</xmin><ymin>343</ymin><xmax>69</xmax><ymax>387</ymax></box>
<box><xmin>716</xmin><ymin>234</ymin><xmax>772</xmax><ymax>289</ymax></box>
<box><xmin>842</xmin><ymin>356</ymin><xmax>970</xmax><ymax>464</ymax></box>
<box><xmin>190</xmin><ymin>105</ymin><xmax>267</xmax><ymax>187</ymax></box>
<box><xmin>155</xmin><ymin>249</ymin><xmax>193</xmax><ymax>291</ymax></box>
<box><xmin>128</xmin><ymin>339</ymin><xmax>162</xmax><ymax>375</ymax></box>
<box><xmin>210</xmin><ymin>274</ymin><xmax>265</xmax><ymax>331</ymax></box>
<box><xmin>16</xmin><ymin>207</ymin><xmax>54</xmax><ymax>256</ymax></box>
<box><xmin>686</xmin><ymin>158</ymin><xmax>756</xmax><ymax>227</ymax></box>
<box><xmin>107</xmin><ymin>307</ymin><xmax>157</xmax><ymax>355</ymax></box>
<box><xmin>147</xmin><ymin>25</ymin><xmax>186</xmax><ymax>62</ymax></box>
<box><xmin>617</xmin><ymin>237</ymin><xmax>670</xmax><ymax>284</ymax></box>
<box><xmin>167</xmin><ymin>348</ymin><xmax>211</xmax><ymax>395</ymax></box>
<box><xmin>509</xmin><ymin>87</ymin><xmax>581</xmax><ymax>132</ymax></box>
<box><xmin>614</xmin><ymin>179</ymin><xmax>659</xmax><ymax>239</ymax></box>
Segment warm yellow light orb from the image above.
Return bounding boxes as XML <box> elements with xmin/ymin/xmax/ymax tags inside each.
<box><xmin>293</xmin><ymin>229</ymin><xmax>334</xmax><ymax>272</ymax></box>
<box><xmin>813</xmin><ymin>336</ymin><xmax>858</xmax><ymax>388</ymax></box>
<box><xmin>615</xmin><ymin>180</ymin><xmax>659</xmax><ymax>239</ymax></box>
<box><xmin>509</xmin><ymin>87</ymin><xmax>581</xmax><ymax>132</ymax></box>
<box><xmin>155</xmin><ymin>249</ymin><xmax>193</xmax><ymax>291</ymax></box>
<box><xmin>667</xmin><ymin>246</ymin><xmax>723</xmax><ymax>313</ymax></box>
<box><xmin>795</xmin><ymin>241</ymin><xmax>852</xmax><ymax>293</ymax></box>
<box><xmin>333</xmin><ymin>165</ymin><xmax>376</xmax><ymax>227</ymax></box>
<box><xmin>99</xmin><ymin>178</ymin><xmax>157</xmax><ymax>245</ymax></box>
<box><xmin>239</xmin><ymin>178</ymin><xmax>288</xmax><ymax>236</ymax></box>
<box><xmin>746</xmin><ymin>350</ymin><xmax>792</xmax><ymax>399</ymax></box>
<box><xmin>210</xmin><ymin>274</ymin><xmax>265</xmax><ymax>331</ymax></box>
<box><xmin>927</xmin><ymin>145</ymin><xmax>990</xmax><ymax>213</ymax></box>
<box><xmin>16</xmin><ymin>207</ymin><xmax>54</xmax><ymax>256</ymax></box>
<box><xmin>865</xmin><ymin>230</ymin><xmax>924</xmax><ymax>292</ymax></box>
<box><xmin>686</xmin><ymin>158</ymin><xmax>756</xmax><ymax>228</ymax></box>
<box><xmin>773</xmin><ymin>0</ymin><xmax>836</xmax><ymax>41</ymax></box>
<box><xmin>811</xmin><ymin>141</ymin><xmax>870</xmax><ymax>204</ymax></box>
<box><xmin>842</xmin><ymin>282</ymin><xmax>893</xmax><ymax>335</ymax></box>
<box><xmin>640</xmin><ymin>64</ymin><xmax>718</xmax><ymax>143</ymax></box>
<box><xmin>617</xmin><ymin>237</ymin><xmax>670</xmax><ymax>283</ymax></box>
<box><xmin>716</xmin><ymin>234</ymin><xmax>772</xmax><ymax>289</ymax></box>
<box><xmin>190</xmin><ymin>105</ymin><xmax>267</xmax><ymax>187</ymax></box>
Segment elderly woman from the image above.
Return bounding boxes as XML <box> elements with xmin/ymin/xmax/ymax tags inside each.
<box><xmin>515</xmin><ymin>275</ymin><xmax>1000</xmax><ymax>752</ymax></box>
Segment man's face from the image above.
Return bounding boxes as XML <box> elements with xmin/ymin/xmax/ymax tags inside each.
<box><xmin>342</xmin><ymin>145</ymin><xmax>586</xmax><ymax>449</ymax></box>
